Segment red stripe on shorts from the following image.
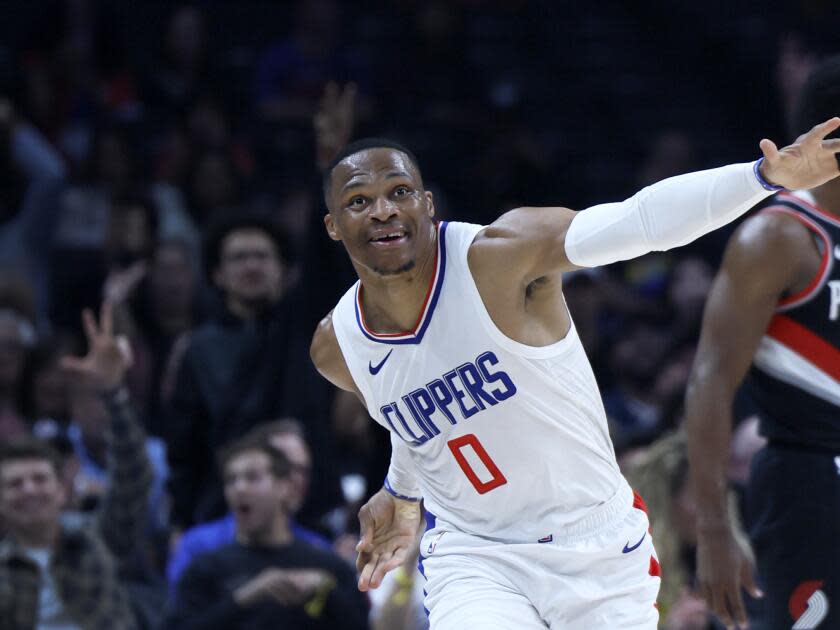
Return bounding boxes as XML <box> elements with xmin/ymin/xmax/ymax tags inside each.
<box><xmin>649</xmin><ymin>556</ymin><xmax>661</xmax><ymax>578</ymax></box>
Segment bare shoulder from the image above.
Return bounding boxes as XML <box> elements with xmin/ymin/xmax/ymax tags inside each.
<box><xmin>722</xmin><ymin>209</ymin><xmax>820</xmax><ymax>297</ymax></box>
<box><xmin>310</xmin><ymin>310</ymin><xmax>357</xmax><ymax>393</ymax></box>
<box><xmin>729</xmin><ymin>209</ymin><xmax>817</xmax><ymax>262</ymax></box>
<box><xmin>473</xmin><ymin>206</ymin><xmax>577</xmax><ymax>247</ymax></box>
<box><xmin>469</xmin><ymin>206</ymin><xmax>578</xmax><ymax>284</ymax></box>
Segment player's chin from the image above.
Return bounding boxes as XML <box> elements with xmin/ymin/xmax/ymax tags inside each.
<box><xmin>371</xmin><ymin>258</ymin><xmax>416</xmax><ymax>276</ymax></box>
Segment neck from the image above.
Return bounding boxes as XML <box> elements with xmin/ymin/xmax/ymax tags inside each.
<box><xmin>236</xmin><ymin>515</ymin><xmax>292</xmax><ymax>547</ymax></box>
<box><xmin>12</xmin><ymin>520</ymin><xmax>60</xmax><ymax>549</ymax></box>
<box><xmin>226</xmin><ymin>296</ymin><xmax>269</xmax><ymax>320</ymax></box>
<box><xmin>809</xmin><ymin>179</ymin><xmax>840</xmax><ymax>217</ymax></box>
<box><xmin>357</xmin><ymin>224</ymin><xmax>439</xmax><ymax>333</ymax></box>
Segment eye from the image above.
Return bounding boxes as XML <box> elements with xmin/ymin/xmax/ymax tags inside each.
<box><xmin>347</xmin><ymin>195</ymin><xmax>367</xmax><ymax>209</ymax></box>
<box><xmin>394</xmin><ymin>186</ymin><xmax>411</xmax><ymax>197</ymax></box>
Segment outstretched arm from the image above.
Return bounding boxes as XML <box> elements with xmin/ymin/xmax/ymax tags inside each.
<box><xmin>477</xmin><ymin>118</ymin><xmax>840</xmax><ymax>284</ymax></box>
<box><xmin>61</xmin><ymin>303</ymin><xmax>152</xmax><ymax>559</ymax></box>
<box><xmin>684</xmin><ymin>210</ymin><xmax>818</xmax><ymax>628</ymax></box>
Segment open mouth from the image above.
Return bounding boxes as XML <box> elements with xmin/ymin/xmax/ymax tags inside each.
<box><xmin>369</xmin><ymin>229</ymin><xmax>408</xmax><ymax>246</ymax></box>
<box><xmin>234</xmin><ymin>504</ymin><xmax>252</xmax><ymax>518</ymax></box>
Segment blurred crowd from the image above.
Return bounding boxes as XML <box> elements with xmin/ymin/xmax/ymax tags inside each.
<box><xmin>0</xmin><ymin>1</ymin><xmax>838</xmax><ymax>629</ymax></box>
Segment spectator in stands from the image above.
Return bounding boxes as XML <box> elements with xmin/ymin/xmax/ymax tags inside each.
<box><xmin>50</xmin><ymin>125</ymin><xmax>146</xmax><ymax>330</ymax></box>
<box><xmin>22</xmin><ymin>334</ymin><xmax>78</xmax><ymax>439</ymax></box>
<box><xmin>166</xmin><ymin>214</ymin><xmax>311</xmax><ymax>534</ymax></box>
<box><xmin>0</xmin><ymin>318</ymin><xmax>28</xmax><ymax>436</ymax></box>
<box><xmin>114</xmin><ymin>238</ymin><xmax>201</xmax><ymax>436</ymax></box>
<box><xmin>185</xmin><ymin>149</ymin><xmax>243</xmax><ymax>223</ymax></box>
<box><xmin>66</xmin><ymin>365</ymin><xmax>169</xmax><ymax>536</ymax></box>
<box><xmin>166</xmin><ymin>418</ymin><xmax>329</xmax><ymax>593</ymax></box>
<box><xmin>0</xmin><ymin>302</ymin><xmax>152</xmax><ymax>630</ymax></box>
<box><xmin>163</xmin><ymin>434</ymin><xmax>368</xmax><ymax>630</ymax></box>
<box><xmin>0</xmin><ymin>100</ymin><xmax>66</xmax><ymax>324</ymax></box>
<box><xmin>0</xmin><ymin>305</ymin><xmax>36</xmax><ymax>440</ymax></box>
<box><xmin>144</xmin><ymin>5</ymin><xmax>221</xmax><ymax>124</ymax></box>
<box><xmin>255</xmin><ymin>0</ymin><xmax>368</xmax><ymax>122</ymax></box>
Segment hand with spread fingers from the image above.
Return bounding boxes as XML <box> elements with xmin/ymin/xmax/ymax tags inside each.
<box><xmin>61</xmin><ymin>302</ymin><xmax>133</xmax><ymax>393</ymax></box>
<box><xmin>355</xmin><ymin>488</ymin><xmax>422</xmax><ymax>592</ymax></box>
<box><xmin>758</xmin><ymin>116</ymin><xmax>840</xmax><ymax>190</ymax></box>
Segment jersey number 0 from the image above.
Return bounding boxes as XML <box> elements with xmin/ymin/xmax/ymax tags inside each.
<box><xmin>447</xmin><ymin>434</ymin><xmax>507</xmax><ymax>494</ymax></box>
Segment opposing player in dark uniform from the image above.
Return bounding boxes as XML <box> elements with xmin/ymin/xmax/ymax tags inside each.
<box><xmin>686</xmin><ymin>56</ymin><xmax>840</xmax><ymax>630</ymax></box>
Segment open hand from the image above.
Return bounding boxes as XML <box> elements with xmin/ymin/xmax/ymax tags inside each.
<box><xmin>356</xmin><ymin>488</ymin><xmax>422</xmax><ymax>591</ymax></box>
<box><xmin>61</xmin><ymin>302</ymin><xmax>132</xmax><ymax>393</ymax></box>
<box><xmin>759</xmin><ymin>117</ymin><xmax>840</xmax><ymax>190</ymax></box>
<box><xmin>314</xmin><ymin>81</ymin><xmax>357</xmax><ymax>171</ymax></box>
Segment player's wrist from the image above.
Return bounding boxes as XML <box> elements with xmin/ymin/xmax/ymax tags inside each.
<box><xmin>383</xmin><ymin>477</ymin><xmax>421</xmax><ymax>502</ymax></box>
<box><xmin>754</xmin><ymin>157</ymin><xmax>787</xmax><ymax>192</ymax></box>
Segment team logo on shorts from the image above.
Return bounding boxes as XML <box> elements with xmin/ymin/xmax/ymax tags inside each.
<box><xmin>426</xmin><ymin>531</ymin><xmax>445</xmax><ymax>555</ymax></box>
<box><xmin>789</xmin><ymin>580</ymin><xmax>829</xmax><ymax>629</ymax></box>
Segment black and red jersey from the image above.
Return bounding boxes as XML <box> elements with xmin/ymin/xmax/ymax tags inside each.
<box><xmin>746</xmin><ymin>191</ymin><xmax>840</xmax><ymax>450</ymax></box>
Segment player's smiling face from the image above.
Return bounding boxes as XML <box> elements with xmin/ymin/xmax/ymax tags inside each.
<box><xmin>325</xmin><ymin>148</ymin><xmax>436</xmax><ymax>276</ymax></box>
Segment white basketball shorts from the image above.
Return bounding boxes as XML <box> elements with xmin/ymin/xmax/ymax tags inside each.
<box><xmin>418</xmin><ymin>483</ymin><xmax>661</xmax><ymax>629</ymax></box>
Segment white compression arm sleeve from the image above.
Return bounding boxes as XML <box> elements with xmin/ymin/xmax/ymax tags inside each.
<box><xmin>384</xmin><ymin>433</ymin><xmax>421</xmax><ymax>501</ymax></box>
<box><xmin>564</xmin><ymin>162</ymin><xmax>775</xmax><ymax>268</ymax></box>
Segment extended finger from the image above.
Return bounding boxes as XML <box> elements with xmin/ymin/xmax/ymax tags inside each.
<box><xmin>356</xmin><ymin>549</ymin><xmax>371</xmax><ymax>574</ymax></box>
<box><xmin>358</xmin><ymin>551</ymin><xmax>380</xmax><ymax>591</ymax></box>
<box><xmin>811</xmin><ymin>116</ymin><xmax>840</xmax><ymax>141</ymax></box>
<box><xmin>740</xmin><ymin>561</ymin><xmax>764</xmax><ymax>599</ymax></box>
<box><xmin>100</xmin><ymin>301</ymin><xmax>114</xmax><ymax>338</ymax></box>
<box><xmin>81</xmin><ymin>308</ymin><xmax>98</xmax><ymax>344</ymax></box>
<box><xmin>370</xmin><ymin>549</ymin><xmax>397</xmax><ymax>589</ymax></box>
<box><xmin>820</xmin><ymin>139</ymin><xmax>840</xmax><ymax>157</ymax></box>
<box><xmin>711</xmin><ymin>586</ymin><xmax>734</xmax><ymax>629</ymax></box>
<box><xmin>726</xmin><ymin>588</ymin><xmax>749</xmax><ymax>629</ymax></box>
<box><xmin>116</xmin><ymin>335</ymin><xmax>134</xmax><ymax>367</ymax></box>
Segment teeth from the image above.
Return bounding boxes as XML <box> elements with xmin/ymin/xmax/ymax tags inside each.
<box><xmin>373</xmin><ymin>231</ymin><xmax>404</xmax><ymax>241</ymax></box>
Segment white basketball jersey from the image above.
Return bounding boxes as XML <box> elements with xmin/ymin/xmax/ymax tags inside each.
<box><xmin>332</xmin><ymin>221</ymin><xmax>626</xmax><ymax>542</ymax></box>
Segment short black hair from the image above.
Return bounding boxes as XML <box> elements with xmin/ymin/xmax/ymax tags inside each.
<box><xmin>217</xmin><ymin>434</ymin><xmax>292</xmax><ymax>481</ymax></box>
<box><xmin>203</xmin><ymin>213</ymin><xmax>293</xmax><ymax>280</ymax></box>
<box><xmin>792</xmin><ymin>55</ymin><xmax>840</xmax><ymax>141</ymax></box>
<box><xmin>322</xmin><ymin>137</ymin><xmax>421</xmax><ymax>199</ymax></box>
<box><xmin>0</xmin><ymin>437</ymin><xmax>63</xmax><ymax>478</ymax></box>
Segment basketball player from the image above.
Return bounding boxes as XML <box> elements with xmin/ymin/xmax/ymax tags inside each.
<box><xmin>310</xmin><ymin>117</ymin><xmax>840</xmax><ymax>629</ymax></box>
<box><xmin>686</xmin><ymin>58</ymin><xmax>840</xmax><ymax>630</ymax></box>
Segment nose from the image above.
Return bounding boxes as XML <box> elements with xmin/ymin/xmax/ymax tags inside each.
<box><xmin>369</xmin><ymin>196</ymin><xmax>398</xmax><ymax>222</ymax></box>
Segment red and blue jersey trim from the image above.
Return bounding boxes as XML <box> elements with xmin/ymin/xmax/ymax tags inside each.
<box><xmin>354</xmin><ymin>221</ymin><xmax>448</xmax><ymax>345</ymax></box>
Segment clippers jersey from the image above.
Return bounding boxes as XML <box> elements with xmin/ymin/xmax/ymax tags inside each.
<box><xmin>331</xmin><ymin>221</ymin><xmax>627</xmax><ymax>542</ymax></box>
<box><xmin>747</xmin><ymin>191</ymin><xmax>840</xmax><ymax>450</ymax></box>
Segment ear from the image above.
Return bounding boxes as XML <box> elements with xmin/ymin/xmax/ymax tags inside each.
<box><xmin>425</xmin><ymin>190</ymin><xmax>435</xmax><ymax>219</ymax></box>
<box><xmin>324</xmin><ymin>213</ymin><xmax>342</xmax><ymax>242</ymax></box>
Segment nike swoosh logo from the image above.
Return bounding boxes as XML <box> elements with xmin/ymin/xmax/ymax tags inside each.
<box><xmin>622</xmin><ymin>532</ymin><xmax>646</xmax><ymax>554</ymax></box>
<box><xmin>368</xmin><ymin>349</ymin><xmax>393</xmax><ymax>375</ymax></box>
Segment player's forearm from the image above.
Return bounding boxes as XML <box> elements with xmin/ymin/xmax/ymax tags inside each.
<box><xmin>684</xmin><ymin>369</ymin><xmax>736</xmax><ymax>529</ymax></box>
<box><xmin>565</xmin><ymin>161</ymin><xmax>775</xmax><ymax>268</ymax></box>
<box><xmin>385</xmin><ymin>434</ymin><xmax>421</xmax><ymax>501</ymax></box>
